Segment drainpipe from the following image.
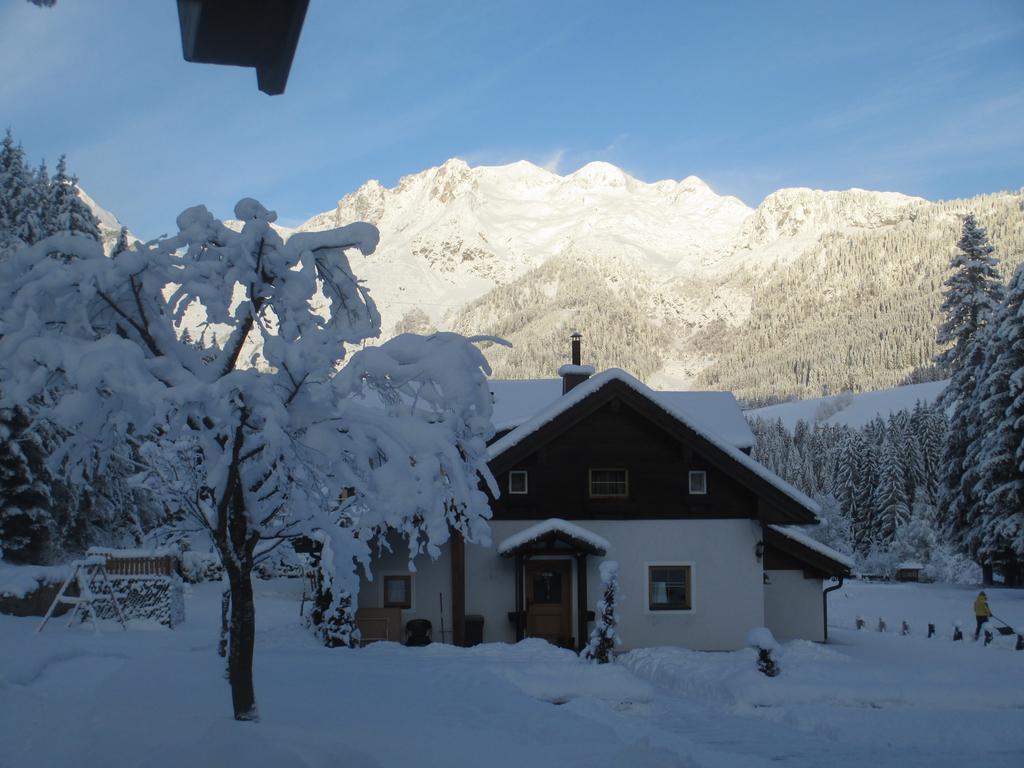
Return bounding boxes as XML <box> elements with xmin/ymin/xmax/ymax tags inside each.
<box><xmin>822</xmin><ymin>576</ymin><xmax>844</xmax><ymax>643</ymax></box>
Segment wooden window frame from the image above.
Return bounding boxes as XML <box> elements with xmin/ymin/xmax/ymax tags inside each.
<box><xmin>508</xmin><ymin>470</ymin><xmax>529</xmax><ymax>495</ymax></box>
<box><xmin>589</xmin><ymin>468</ymin><xmax>629</xmax><ymax>499</ymax></box>
<box><xmin>688</xmin><ymin>470</ymin><xmax>707</xmax><ymax>495</ymax></box>
<box><xmin>382</xmin><ymin>574</ymin><xmax>412</xmax><ymax>609</ymax></box>
<box><xmin>648</xmin><ymin>565</ymin><xmax>692</xmax><ymax>611</ymax></box>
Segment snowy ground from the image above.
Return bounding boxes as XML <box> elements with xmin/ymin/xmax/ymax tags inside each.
<box><xmin>1</xmin><ymin>579</ymin><xmax>1022</xmax><ymax>768</ymax></box>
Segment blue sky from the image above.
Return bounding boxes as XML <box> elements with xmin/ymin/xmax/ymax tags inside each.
<box><xmin>2</xmin><ymin>0</ymin><xmax>1022</xmax><ymax>239</ymax></box>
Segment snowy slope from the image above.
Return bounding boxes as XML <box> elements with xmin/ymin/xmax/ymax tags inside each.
<box><xmin>76</xmin><ymin>185</ymin><xmax>136</xmax><ymax>253</ymax></box>
<box><xmin>746</xmin><ymin>380</ymin><xmax>948</xmax><ymax>430</ymax></box>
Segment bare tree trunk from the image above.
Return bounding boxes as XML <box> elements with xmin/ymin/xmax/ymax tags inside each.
<box><xmin>215</xmin><ymin>417</ymin><xmax>260</xmax><ymax>721</ymax></box>
<box><xmin>982</xmin><ymin>563</ymin><xmax>994</xmax><ymax>586</ymax></box>
<box><xmin>225</xmin><ymin>560</ymin><xmax>258</xmax><ymax>720</ymax></box>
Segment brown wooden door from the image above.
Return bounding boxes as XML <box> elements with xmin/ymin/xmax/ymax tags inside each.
<box><xmin>525</xmin><ymin>560</ymin><xmax>572</xmax><ymax>648</ymax></box>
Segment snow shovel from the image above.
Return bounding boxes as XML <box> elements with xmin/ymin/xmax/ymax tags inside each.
<box><xmin>990</xmin><ymin>615</ymin><xmax>1016</xmax><ymax>636</ymax></box>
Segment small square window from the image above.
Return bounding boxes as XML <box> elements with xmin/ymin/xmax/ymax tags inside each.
<box><xmin>688</xmin><ymin>470</ymin><xmax>707</xmax><ymax>495</ymax></box>
<box><xmin>383</xmin><ymin>575</ymin><xmax>412</xmax><ymax>609</ymax></box>
<box><xmin>649</xmin><ymin>566</ymin><xmax>692</xmax><ymax>610</ymax></box>
<box><xmin>589</xmin><ymin>468</ymin><xmax>628</xmax><ymax>498</ymax></box>
<box><xmin>509</xmin><ymin>470</ymin><xmax>528</xmax><ymax>495</ymax></box>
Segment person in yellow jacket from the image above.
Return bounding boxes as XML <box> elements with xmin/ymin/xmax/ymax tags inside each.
<box><xmin>974</xmin><ymin>591</ymin><xmax>992</xmax><ymax>640</ymax></box>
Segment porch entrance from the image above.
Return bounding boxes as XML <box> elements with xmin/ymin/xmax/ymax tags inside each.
<box><xmin>525</xmin><ymin>560</ymin><xmax>571</xmax><ymax>647</ymax></box>
<box><xmin>498</xmin><ymin>519</ymin><xmax>609</xmax><ymax>653</ymax></box>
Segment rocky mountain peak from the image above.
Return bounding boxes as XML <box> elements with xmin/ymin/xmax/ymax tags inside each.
<box><xmin>742</xmin><ymin>187</ymin><xmax>928</xmax><ymax>246</ymax></box>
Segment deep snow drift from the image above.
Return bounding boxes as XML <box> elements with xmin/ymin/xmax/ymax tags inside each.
<box><xmin>0</xmin><ymin>578</ymin><xmax>1021</xmax><ymax>768</ymax></box>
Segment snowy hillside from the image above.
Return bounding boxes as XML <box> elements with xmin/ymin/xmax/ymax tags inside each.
<box><xmin>746</xmin><ymin>380</ymin><xmax>947</xmax><ymax>430</ymax></box>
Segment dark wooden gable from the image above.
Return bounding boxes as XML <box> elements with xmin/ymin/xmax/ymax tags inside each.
<box><xmin>489</xmin><ymin>378</ymin><xmax>815</xmax><ymax>524</ymax></box>
<box><xmin>764</xmin><ymin>527</ymin><xmax>851</xmax><ymax>578</ymax></box>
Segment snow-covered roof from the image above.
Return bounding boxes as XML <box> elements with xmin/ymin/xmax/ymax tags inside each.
<box><xmin>489</xmin><ymin>377</ymin><xmax>755</xmax><ymax>449</ymax></box>
<box><xmin>767</xmin><ymin>525</ymin><xmax>855</xmax><ymax>570</ymax></box>
<box><xmin>497</xmin><ymin>519</ymin><xmax>610</xmax><ymax>556</ymax></box>
<box><xmin>897</xmin><ymin>561</ymin><xmax>925</xmax><ymax>570</ymax></box>
<box><xmin>489</xmin><ymin>369</ymin><xmax>820</xmax><ymax>517</ymax></box>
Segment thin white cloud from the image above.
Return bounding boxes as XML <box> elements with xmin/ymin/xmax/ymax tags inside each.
<box><xmin>541</xmin><ymin>148</ymin><xmax>565</xmax><ymax>173</ymax></box>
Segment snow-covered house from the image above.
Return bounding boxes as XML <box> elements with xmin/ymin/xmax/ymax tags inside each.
<box><xmin>359</xmin><ymin>337</ymin><xmax>851</xmax><ymax>651</ymax></box>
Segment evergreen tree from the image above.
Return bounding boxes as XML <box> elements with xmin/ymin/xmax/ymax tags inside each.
<box><xmin>974</xmin><ymin>264</ymin><xmax>1024</xmax><ymax>583</ymax></box>
<box><xmin>110</xmin><ymin>226</ymin><xmax>131</xmax><ymax>258</ymax></box>
<box><xmin>583</xmin><ymin>560</ymin><xmax>620</xmax><ymax>664</ymax></box>
<box><xmin>936</xmin><ymin>215</ymin><xmax>1004</xmax><ymax>576</ymax></box>
<box><xmin>0</xmin><ymin>131</ymin><xmax>44</xmax><ymax>250</ymax></box>
<box><xmin>48</xmin><ymin>155</ymin><xmax>100</xmax><ymax>242</ymax></box>
<box><xmin>936</xmin><ymin>215</ymin><xmax>1004</xmax><ymax>374</ymax></box>
<box><xmin>873</xmin><ymin>432</ymin><xmax>910</xmax><ymax>547</ymax></box>
<box><xmin>0</xmin><ymin>406</ymin><xmax>54</xmax><ymax>563</ymax></box>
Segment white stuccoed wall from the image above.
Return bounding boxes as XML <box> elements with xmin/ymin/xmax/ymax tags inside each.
<box><xmin>763</xmin><ymin>569</ymin><xmax>825</xmax><ymax>642</ymax></box>
<box><xmin>358</xmin><ymin>536</ymin><xmax>455</xmax><ymax>644</ymax></box>
<box><xmin>467</xmin><ymin>518</ymin><xmax>767</xmax><ymax>651</ymax></box>
<box><xmin>361</xmin><ymin>520</ymin><xmax>818</xmax><ymax>650</ymax></box>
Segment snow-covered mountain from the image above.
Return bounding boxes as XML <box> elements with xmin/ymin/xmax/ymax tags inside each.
<box><xmin>295</xmin><ymin>158</ymin><xmax>993</xmax><ymax>397</ymax></box>
<box><xmin>81</xmin><ymin>159</ymin><xmax>1023</xmax><ymax>400</ymax></box>
<box><xmin>77</xmin><ymin>186</ymin><xmax>136</xmax><ymax>253</ymax></box>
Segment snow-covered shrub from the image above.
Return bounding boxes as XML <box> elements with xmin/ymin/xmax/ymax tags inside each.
<box><xmin>306</xmin><ymin>533</ymin><xmax>359</xmax><ymax>648</ymax></box>
<box><xmin>253</xmin><ymin>540</ymin><xmax>305</xmax><ymax>580</ymax></box>
<box><xmin>923</xmin><ymin>544</ymin><xmax>982</xmax><ymax>585</ymax></box>
<box><xmin>747</xmin><ymin>627</ymin><xmax>780</xmax><ymax>677</ymax></box>
<box><xmin>583</xmin><ymin>560</ymin><xmax>620</xmax><ymax>664</ymax></box>
<box><xmin>179</xmin><ymin>549</ymin><xmax>224</xmax><ymax>584</ymax></box>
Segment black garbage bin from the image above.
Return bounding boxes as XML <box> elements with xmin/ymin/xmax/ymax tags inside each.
<box><xmin>464</xmin><ymin>614</ymin><xmax>484</xmax><ymax>646</ymax></box>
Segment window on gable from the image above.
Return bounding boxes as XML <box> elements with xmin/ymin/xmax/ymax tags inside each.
<box><xmin>509</xmin><ymin>470</ymin><xmax>528</xmax><ymax>495</ymax></box>
<box><xmin>383</xmin><ymin>575</ymin><xmax>412</xmax><ymax>609</ymax></box>
<box><xmin>688</xmin><ymin>470</ymin><xmax>707</xmax><ymax>495</ymax></box>
<box><xmin>649</xmin><ymin>566</ymin><xmax>692</xmax><ymax>610</ymax></box>
<box><xmin>589</xmin><ymin>468</ymin><xmax>628</xmax><ymax>498</ymax></box>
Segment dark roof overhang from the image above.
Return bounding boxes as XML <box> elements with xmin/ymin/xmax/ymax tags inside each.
<box><xmin>764</xmin><ymin>526</ymin><xmax>852</xmax><ymax>578</ymax></box>
<box><xmin>177</xmin><ymin>0</ymin><xmax>309</xmax><ymax>95</ymax></box>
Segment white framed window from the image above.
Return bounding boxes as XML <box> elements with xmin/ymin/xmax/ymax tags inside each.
<box><xmin>509</xmin><ymin>470</ymin><xmax>528</xmax><ymax>495</ymax></box>
<box><xmin>648</xmin><ymin>565</ymin><xmax>692</xmax><ymax>611</ymax></box>
<box><xmin>383</xmin><ymin>574</ymin><xmax>412</xmax><ymax>609</ymax></box>
<box><xmin>688</xmin><ymin>470</ymin><xmax>707</xmax><ymax>495</ymax></box>
<box><xmin>589</xmin><ymin>468</ymin><xmax>628</xmax><ymax>498</ymax></box>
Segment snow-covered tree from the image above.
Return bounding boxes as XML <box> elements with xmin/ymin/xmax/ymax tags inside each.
<box><xmin>936</xmin><ymin>215</ymin><xmax>1004</xmax><ymax>375</ymax></box>
<box><xmin>583</xmin><ymin>560</ymin><xmax>620</xmax><ymax>664</ymax></box>
<box><xmin>0</xmin><ymin>197</ymin><xmax>499</xmax><ymax>720</ymax></box>
<box><xmin>971</xmin><ymin>264</ymin><xmax>1024</xmax><ymax>583</ymax></box>
<box><xmin>0</xmin><ymin>406</ymin><xmax>54</xmax><ymax>563</ymax></box>
<box><xmin>0</xmin><ymin>131</ymin><xmax>44</xmax><ymax>252</ymax></box>
<box><xmin>306</xmin><ymin>531</ymin><xmax>359</xmax><ymax>648</ymax></box>
<box><xmin>872</xmin><ymin>432</ymin><xmax>910</xmax><ymax>547</ymax></box>
<box><xmin>109</xmin><ymin>226</ymin><xmax>131</xmax><ymax>258</ymax></box>
<box><xmin>46</xmin><ymin>155</ymin><xmax>100</xmax><ymax>244</ymax></box>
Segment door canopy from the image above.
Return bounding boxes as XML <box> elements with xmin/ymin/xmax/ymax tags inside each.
<box><xmin>498</xmin><ymin>518</ymin><xmax>609</xmax><ymax>558</ymax></box>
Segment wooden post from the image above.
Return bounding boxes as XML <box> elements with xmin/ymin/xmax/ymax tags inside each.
<box><xmin>576</xmin><ymin>553</ymin><xmax>588</xmax><ymax>652</ymax></box>
<box><xmin>451</xmin><ymin>530</ymin><xmax>465</xmax><ymax>646</ymax></box>
<box><xmin>514</xmin><ymin>552</ymin><xmax>524</xmax><ymax>642</ymax></box>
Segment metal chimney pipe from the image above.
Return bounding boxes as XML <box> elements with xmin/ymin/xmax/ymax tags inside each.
<box><xmin>571</xmin><ymin>332</ymin><xmax>581</xmax><ymax>366</ymax></box>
